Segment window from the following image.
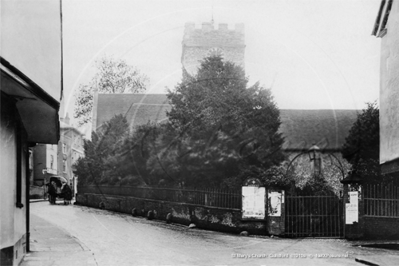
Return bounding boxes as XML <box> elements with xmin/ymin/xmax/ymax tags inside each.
<box><xmin>50</xmin><ymin>155</ymin><xmax>54</xmax><ymax>169</ymax></box>
<box><xmin>313</xmin><ymin>158</ymin><xmax>322</xmax><ymax>177</ymax></box>
<box><xmin>63</xmin><ymin>143</ymin><xmax>67</xmax><ymax>154</ymax></box>
<box><xmin>63</xmin><ymin>160</ymin><xmax>67</xmax><ymax>172</ymax></box>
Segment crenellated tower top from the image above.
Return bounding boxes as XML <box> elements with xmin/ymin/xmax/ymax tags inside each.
<box><xmin>181</xmin><ymin>22</ymin><xmax>245</xmax><ymax>75</ymax></box>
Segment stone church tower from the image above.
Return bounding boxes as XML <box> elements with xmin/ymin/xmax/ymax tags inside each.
<box><xmin>181</xmin><ymin>22</ymin><xmax>245</xmax><ymax>75</ymax></box>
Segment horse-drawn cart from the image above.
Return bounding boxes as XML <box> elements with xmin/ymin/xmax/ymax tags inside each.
<box><xmin>46</xmin><ymin>176</ymin><xmax>73</xmax><ymax>205</ymax></box>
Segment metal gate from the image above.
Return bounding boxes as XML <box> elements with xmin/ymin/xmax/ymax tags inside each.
<box><xmin>285</xmin><ymin>194</ymin><xmax>343</xmax><ymax>237</ymax></box>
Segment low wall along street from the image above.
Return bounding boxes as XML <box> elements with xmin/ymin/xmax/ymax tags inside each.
<box><xmin>363</xmin><ymin>217</ymin><xmax>399</xmax><ymax>239</ymax></box>
<box><xmin>76</xmin><ymin>184</ymin><xmax>399</xmax><ymax>239</ymax></box>
<box><xmin>76</xmin><ymin>187</ymin><xmax>267</xmax><ymax>235</ymax></box>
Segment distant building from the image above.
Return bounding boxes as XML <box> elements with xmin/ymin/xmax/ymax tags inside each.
<box><xmin>0</xmin><ymin>0</ymin><xmax>62</xmax><ymax>264</ymax></box>
<box><xmin>58</xmin><ymin>114</ymin><xmax>85</xmax><ymax>192</ymax></box>
<box><xmin>32</xmin><ymin>144</ymin><xmax>58</xmax><ymax>186</ymax></box>
<box><xmin>182</xmin><ymin>22</ymin><xmax>245</xmax><ymax>75</ymax></box>
<box><xmin>32</xmin><ymin>114</ymin><xmax>84</xmax><ymax>191</ymax></box>
<box><xmin>372</xmin><ymin>0</ymin><xmax>399</xmax><ymax>177</ymax></box>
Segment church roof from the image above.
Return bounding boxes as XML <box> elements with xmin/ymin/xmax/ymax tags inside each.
<box><xmin>95</xmin><ymin>93</ymin><xmax>359</xmax><ymax>151</ymax></box>
<box><xmin>279</xmin><ymin>109</ymin><xmax>359</xmax><ymax>151</ymax></box>
<box><xmin>95</xmin><ymin>94</ymin><xmax>170</xmax><ymax>131</ymax></box>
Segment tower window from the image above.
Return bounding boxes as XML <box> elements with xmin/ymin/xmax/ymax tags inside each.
<box><xmin>50</xmin><ymin>155</ymin><xmax>54</xmax><ymax>169</ymax></box>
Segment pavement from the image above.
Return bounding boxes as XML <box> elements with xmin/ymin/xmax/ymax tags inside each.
<box><xmin>22</xmin><ymin>200</ymin><xmax>97</xmax><ymax>266</ymax></box>
<box><xmin>347</xmin><ymin>240</ymin><xmax>399</xmax><ymax>266</ymax></box>
<box><xmin>22</xmin><ymin>199</ymin><xmax>399</xmax><ymax>266</ymax></box>
<box><xmin>29</xmin><ymin>198</ymin><xmax>48</xmax><ymax>203</ymax></box>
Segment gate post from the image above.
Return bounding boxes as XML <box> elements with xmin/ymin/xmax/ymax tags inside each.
<box><xmin>267</xmin><ymin>187</ymin><xmax>285</xmax><ymax>236</ymax></box>
<box><xmin>341</xmin><ymin>172</ymin><xmax>363</xmax><ymax>239</ymax></box>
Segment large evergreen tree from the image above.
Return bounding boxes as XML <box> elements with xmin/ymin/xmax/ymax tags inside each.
<box><xmin>163</xmin><ymin>55</ymin><xmax>285</xmax><ymax>188</ymax></box>
<box><xmin>342</xmin><ymin>102</ymin><xmax>380</xmax><ymax>182</ymax></box>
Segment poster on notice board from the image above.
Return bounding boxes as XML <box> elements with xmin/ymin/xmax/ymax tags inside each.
<box><xmin>242</xmin><ymin>186</ymin><xmax>266</xmax><ymax>219</ymax></box>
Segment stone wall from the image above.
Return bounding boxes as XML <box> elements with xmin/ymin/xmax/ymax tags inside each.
<box><xmin>182</xmin><ymin>22</ymin><xmax>245</xmax><ymax>75</ymax></box>
<box><xmin>76</xmin><ymin>193</ymin><xmax>267</xmax><ymax>235</ymax></box>
<box><xmin>286</xmin><ymin>151</ymin><xmax>349</xmax><ymax>194</ymax></box>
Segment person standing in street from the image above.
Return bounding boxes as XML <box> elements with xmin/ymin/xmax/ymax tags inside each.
<box><xmin>47</xmin><ymin>181</ymin><xmax>57</xmax><ymax>204</ymax></box>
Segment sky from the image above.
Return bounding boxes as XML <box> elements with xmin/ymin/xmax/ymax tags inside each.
<box><xmin>61</xmin><ymin>0</ymin><xmax>382</xmax><ymax>127</ymax></box>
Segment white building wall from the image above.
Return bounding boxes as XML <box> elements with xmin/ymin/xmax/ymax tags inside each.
<box><xmin>1</xmin><ymin>0</ymin><xmax>61</xmax><ymax>264</ymax></box>
<box><xmin>0</xmin><ymin>102</ymin><xmax>27</xmax><ymax>265</ymax></box>
<box><xmin>13</xmin><ymin>140</ymin><xmax>27</xmax><ymax>266</ymax></box>
<box><xmin>380</xmin><ymin>0</ymin><xmax>399</xmax><ymax>164</ymax></box>
<box><xmin>0</xmin><ymin>108</ymin><xmax>17</xmax><ymax>249</ymax></box>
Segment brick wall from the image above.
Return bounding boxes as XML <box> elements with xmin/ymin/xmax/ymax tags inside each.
<box><xmin>363</xmin><ymin>217</ymin><xmax>399</xmax><ymax>239</ymax></box>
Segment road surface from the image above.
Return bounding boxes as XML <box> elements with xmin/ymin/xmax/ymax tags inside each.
<box><xmin>24</xmin><ymin>201</ymin><xmax>399</xmax><ymax>266</ymax></box>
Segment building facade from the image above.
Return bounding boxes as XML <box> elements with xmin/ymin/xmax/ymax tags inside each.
<box><xmin>58</xmin><ymin>115</ymin><xmax>85</xmax><ymax>193</ymax></box>
<box><xmin>32</xmin><ymin>144</ymin><xmax>58</xmax><ymax>186</ymax></box>
<box><xmin>279</xmin><ymin>109</ymin><xmax>357</xmax><ymax>193</ymax></box>
<box><xmin>0</xmin><ymin>1</ymin><xmax>62</xmax><ymax>264</ymax></box>
<box><xmin>372</xmin><ymin>0</ymin><xmax>399</xmax><ymax>177</ymax></box>
<box><xmin>32</xmin><ymin>114</ymin><xmax>84</xmax><ymax>193</ymax></box>
<box><xmin>182</xmin><ymin>22</ymin><xmax>245</xmax><ymax>75</ymax></box>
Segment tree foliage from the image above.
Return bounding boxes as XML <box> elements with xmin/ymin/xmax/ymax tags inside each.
<box><xmin>74</xmin><ymin>56</ymin><xmax>148</xmax><ymax>126</ymax></box>
<box><xmin>74</xmin><ymin>114</ymin><xmax>131</xmax><ymax>186</ymax></box>
<box><xmin>342</xmin><ymin>102</ymin><xmax>380</xmax><ymax>182</ymax></box>
<box><xmin>162</xmin><ymin>55</ymin><xmax>285</xmax><ymax>188</ymax></box>
<box><xmin>75</xmin><ymin>55</ymin><xmax>286</xmax><ymax>189</ymax></box>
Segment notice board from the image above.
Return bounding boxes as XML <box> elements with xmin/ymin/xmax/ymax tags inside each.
<box><xmin>242</xmin><ymin>186</ymin><xmax>266</xmax><ymax>220</ymax></box>
<box><xmin>345</xmin><ymin>191</ymin><xmax>359</xmax><ymax>224</ymax></box>
<box><xmin>268</xmin><ymin>191</ymin><xmax>282</xmax><ymax>217</ymax></box>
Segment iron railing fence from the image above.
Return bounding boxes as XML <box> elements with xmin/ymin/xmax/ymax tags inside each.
<box><xmin>285</xmin><ymin>194</ymin><xmax>343</xmax><ymax>237</ymax></box>
<box><xmin>78</xmin><ymin>185</ymin><xmax>241</xmax><ymax>209</ymax></box>
<box><xmin>364</xmin><ymin>183</ymin><xmax>399</xmax><ymax>217</ymax></box>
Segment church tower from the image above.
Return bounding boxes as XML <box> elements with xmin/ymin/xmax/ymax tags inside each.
<box><xmin>181</xmin><ymin>22</ymin><xmax>245</xmax><ymax>75</ymax></box>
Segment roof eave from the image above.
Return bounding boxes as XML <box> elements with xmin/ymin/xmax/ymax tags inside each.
<box><xmin>372</xmin><ymin>0</ymin><xmax>386</xmax><ymax>36</ymax></box>
<box><xmin>1</xmin><ymin>57</ymin><xmax>60</xmax><ymax>144</ymax></box>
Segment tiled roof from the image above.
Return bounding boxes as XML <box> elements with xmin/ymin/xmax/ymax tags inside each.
<box><xmin>95</xmin><ymin>94</ymin><xmax>359</xmax><ymax>151</ymax></box>
<box><xmin>279</xmin><ymin>109</ymin><xmax>359</xmax><ymax>151</ymax></box>
<box><xmin>96</xmin><ymin>94</ymin><xmax>170</xmax><ymax>131</ymax></box>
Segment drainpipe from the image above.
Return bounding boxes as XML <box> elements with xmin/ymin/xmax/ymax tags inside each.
<box><xmin>26</xmin><ymin>145</ymin><xmax>33</xmax><ymax>252</ymax></box>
